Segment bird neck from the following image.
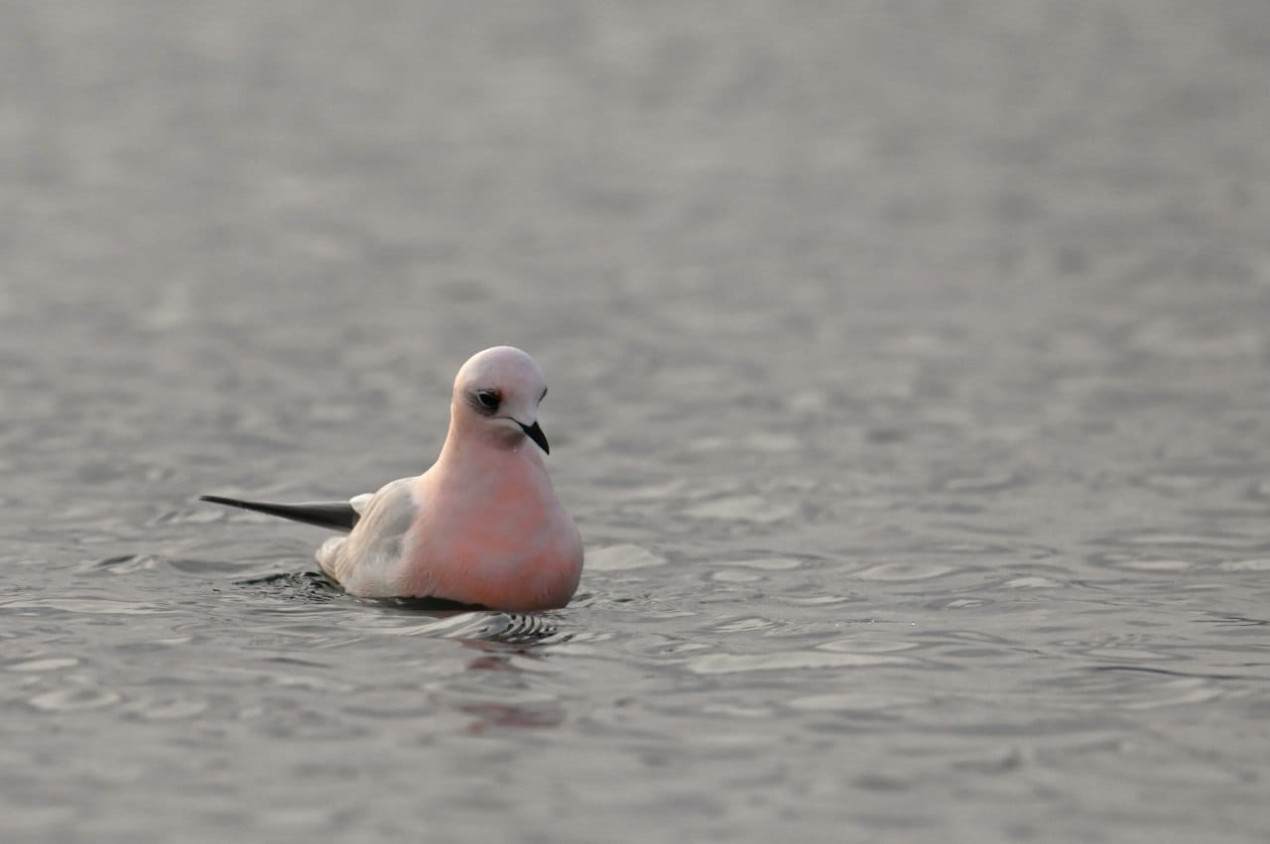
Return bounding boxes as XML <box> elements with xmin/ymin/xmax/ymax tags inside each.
<box><xmin>439</xmin><ymin>405</ymin><xmax>537</xmax><ymax>465</ymax></box>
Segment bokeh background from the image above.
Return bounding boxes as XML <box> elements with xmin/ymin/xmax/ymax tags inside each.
<box><xmin>3</xmin><ymin>2</ymin><xmax>1270</xmax><ymax>842</ymax></box>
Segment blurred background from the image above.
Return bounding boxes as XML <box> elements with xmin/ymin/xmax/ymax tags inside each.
<box><xmin>2</xmin><ymin>2</ymin><xmax>1270</xmax><ymax>842</ymax></box>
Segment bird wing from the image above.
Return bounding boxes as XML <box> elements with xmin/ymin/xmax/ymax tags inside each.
<box><xmin>314</xmin><ymin>477</ymin><xmax>420</xmax><ymax>591</ymax></box>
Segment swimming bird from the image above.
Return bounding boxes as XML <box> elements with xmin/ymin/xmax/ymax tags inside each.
<box><xmin>201</xmin><ymin>346</ymin><xmax>583</xmax><ymax>611</ymax></box>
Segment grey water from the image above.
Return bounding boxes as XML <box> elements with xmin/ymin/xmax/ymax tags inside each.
<box><xmin>3</xmin><ymin>2</ymin><xmax>1270</xmax><ymax>842</ymax></box>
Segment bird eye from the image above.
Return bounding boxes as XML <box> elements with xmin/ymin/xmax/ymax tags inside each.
<box><xmin>475</xmin><ymin>390</ymin><xmax>500</xmax><ymax>412</ymax></box>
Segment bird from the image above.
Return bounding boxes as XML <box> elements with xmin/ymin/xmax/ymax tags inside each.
<box><xmin>201</xmin><ymin>346</ymin><xmax>583</xmax><ymax>611</ymax></box>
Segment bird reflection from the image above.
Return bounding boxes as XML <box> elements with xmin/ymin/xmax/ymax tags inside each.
<box><xmin>454</xmin><ymin>640</ymin><xmax>564</xmax><ymax>731</ymax></box>
<box><xmin>462</xmin><ymin>701</ymin><xmax>564</xmax><ymax>732</ymax></box>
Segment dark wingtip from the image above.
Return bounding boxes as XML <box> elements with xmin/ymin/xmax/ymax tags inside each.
<box><xmin>199</xmin><ymin>495</ymin><xmax>360</xmax><ymax>531</ymax></box>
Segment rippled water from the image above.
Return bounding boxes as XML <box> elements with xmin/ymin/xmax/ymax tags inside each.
<box><xmin>4</xmin><ymin>2</ymin><xmax>1270</xmax><ymax>842</ymax></box>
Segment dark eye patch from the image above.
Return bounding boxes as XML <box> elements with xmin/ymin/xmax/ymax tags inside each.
<box><xmin>473</xmin><ymin>390</ymin><xmax>501</xmax><ymax>414</ymax></box>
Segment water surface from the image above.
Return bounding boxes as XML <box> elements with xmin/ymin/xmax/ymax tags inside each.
<box><xmin>3</xmin><ymin>3</ymin><xmax>1270</xmax><ymax>842</ymax></box>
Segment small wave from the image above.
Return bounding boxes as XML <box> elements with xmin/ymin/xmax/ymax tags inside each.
<box><xmin>236</xmin><ymin>570</ymin><xmax>344</xmax><ymax>602</ymax></box>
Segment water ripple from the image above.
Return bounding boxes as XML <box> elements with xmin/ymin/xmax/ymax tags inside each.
<box><xmin>4</xmin><ymin>657</ymin><xmax>81</xmax><ymax>672</ymax></box>
<box><xmin>689</xmin><ymin>650</ymin><xmax>918</xmax><ymax>674</ymax></box>
<box><xmin>0</xmin><ymin>598</ymin><xmax>176</xmax><ymax>616</ymax></box>
<box><xmin>27</xmin><ymin>685</ymin><xmax>122</xmax><ymax>712</ymax></box>
<box><xmin>587</xmin><ymin>544</ymin><xmax>668</xmax><ymax>571</ymax></box>
<box><xmin>854</xmin><ymin>562</ymin><xmax>961</xmax><ymax>581</ymax></box>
